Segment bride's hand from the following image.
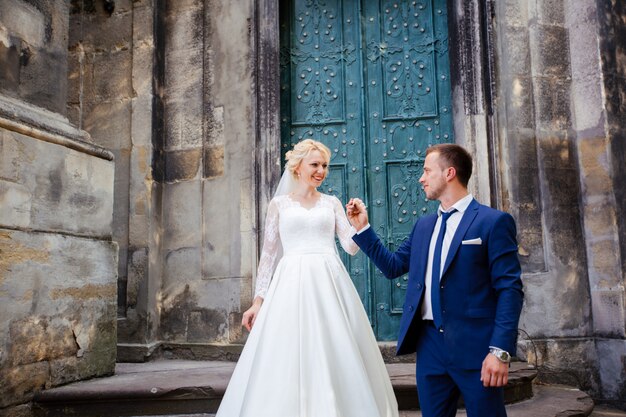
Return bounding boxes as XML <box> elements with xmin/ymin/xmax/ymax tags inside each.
<box><xmin>242</xmin><ymin>297</ymin><xmax>263</xmax><ymax>331</ymax></box>
<box><xmin>346</xmin><ymin>198</ymin><xmax>369</xmax><ymax>231</ymax></box>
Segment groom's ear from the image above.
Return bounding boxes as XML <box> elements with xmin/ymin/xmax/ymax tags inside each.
<box><xmin>445</xmin><ymin>166</ymin><xmax>457</xmax><ymax>182</ymax></box>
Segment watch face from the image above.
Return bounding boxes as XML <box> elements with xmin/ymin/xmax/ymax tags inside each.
<box><xmin>491</xmin><ymin>348</ymin><xmax>510</xmax><ymax>362</ymax></box>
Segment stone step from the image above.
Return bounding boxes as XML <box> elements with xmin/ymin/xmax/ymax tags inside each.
<box><xmin>590</xmin><ymin>405</ymin><xmax>626</xmax><ymax>417</ymax></box>
<box><xmin>33</xmin><ymin>360</ymin><xmax>536</xmax><ymax>417</ymax></box>
<box><xmin>131</xmin><ymin>385</ymin><xmax>599</xmax><ymax>417</ymax></box>
<box><xmin>400</xmin><ymin>383</ymin><xmax>597</xmax><ymax>416</ymax></box>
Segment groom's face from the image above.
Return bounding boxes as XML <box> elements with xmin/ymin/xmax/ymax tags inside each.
<box><xmin>420</xmin><ymin>152</ymin><xmax>447</xmax><ymax>201</ymax></box>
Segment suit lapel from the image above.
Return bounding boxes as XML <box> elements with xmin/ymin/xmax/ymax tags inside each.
<box><xmin>441</xmin><ymin>199</ymin><xmax>479</xmax><ymax>279</ymax></box>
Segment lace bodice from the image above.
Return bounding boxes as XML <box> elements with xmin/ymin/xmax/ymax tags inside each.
<box><xmin>254</xmin><ymin>194</ymin><xmax>359</xmax><ymax>298</ymax></box>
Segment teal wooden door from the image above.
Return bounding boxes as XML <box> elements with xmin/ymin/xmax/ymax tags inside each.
<box><xmin>280</xmin><ymin>0</ymin><xmax>453</xmax><ymax>340</ymax></box>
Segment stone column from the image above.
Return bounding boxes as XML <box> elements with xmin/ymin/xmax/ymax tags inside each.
<box><xmin>494</xmin><ymin>0</ymin><xmax>598</xmax><ymax>394</ymax></box>
<box><xmin>0</xmin><ymin>2</ymin><xmax>117</xmax><ymax>414</ymax></box>
<box><xmin>568</xmin><ymin>0</ymin><xmax>626</xmax><ymax>403</ymax></box>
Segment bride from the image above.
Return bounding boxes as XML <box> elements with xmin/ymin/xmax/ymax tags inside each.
<box><xmin>216</xmin><ymin>139</ymin><xmax>398</xmax><ymax>417</ymax></box>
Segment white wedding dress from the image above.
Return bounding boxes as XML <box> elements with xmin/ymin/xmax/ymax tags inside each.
<box><xmin>216</xmin><ymin>193</ymin><xmax>399</xmax><ymax>417</ymax></box>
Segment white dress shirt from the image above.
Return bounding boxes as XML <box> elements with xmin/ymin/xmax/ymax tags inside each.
<box><xmin>421</xmin><ymin>194</ymin><xmax>474</xmax><ymax>320</ymax></box>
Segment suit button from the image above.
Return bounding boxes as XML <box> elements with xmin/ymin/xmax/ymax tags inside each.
<box><xmin>442</xmin><ymin>310</ymin><xmax>446</xmax><ymax>314</ymax></box>
<box><xmin>440</xmin><ymin>284</ymin><xmax>444</xmax><ymax>289</ymax></box>
<box><xmin>408</xmin><ymin>305</ymin><xmax>413</xmax><ymax>311</ymax></box>
<box><xmin>439</xmin><ymin>327</ymin><xmax>444</xmax><ymax>333</ymax></box>
<box><xmin>416</xmin><ymin>283</ymin><xmax>422</xmax><ymax>289</ymax></box>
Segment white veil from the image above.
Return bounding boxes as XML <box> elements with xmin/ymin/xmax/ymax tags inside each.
<box><xmin>274</xmin><ymin>168</ymin><xmax>297</xmax><ymax>197</ymax></box>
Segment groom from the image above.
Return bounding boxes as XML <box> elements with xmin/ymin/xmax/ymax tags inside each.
<box><xmin>347</xmin><ymin>144</ymin><xmax>523</xmax><ymax>417</ymax></box>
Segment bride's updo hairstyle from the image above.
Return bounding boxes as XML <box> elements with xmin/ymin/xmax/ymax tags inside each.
<box><xmin>285</xmin><ymin>139</ymin><xmax>331</xmax><ymax>178</ymax></box>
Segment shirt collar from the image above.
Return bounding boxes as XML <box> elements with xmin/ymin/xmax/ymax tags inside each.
<box><xmin>437</xmin><ymin>194</ymin><xmax>474</xmax><ymax>216</ymax></box>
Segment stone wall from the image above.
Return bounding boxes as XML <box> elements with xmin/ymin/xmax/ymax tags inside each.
<box><xmin>0</xmin><ymin>96</ymin><xmax>117</xmax><ymax>415</ymax></box>
<box><xmin>0</xmin><ymin>1</ymin><xmax>118</xmax><ymax>414</ymax></box>
<box><xmin>493</xmin><ymin>0</ymin><xmax>626</xmax><ymax>404</ymax></box>
<box><xmin>67</xmin><ymin>0</ymin><xmax>257</xmax><ymax>360</ymax></box>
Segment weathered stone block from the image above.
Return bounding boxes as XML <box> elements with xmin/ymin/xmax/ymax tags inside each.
<box><xmin>596</xmin><ymin>339</ymin><xmax>626</xmax><ymax>401</ymax></box>
<box><xmin>0</xmin><ymin>2</ymin><xmax>46</xmax><ymax>48</ymax></box>
<box><xmin>47</xmin><ymin>334</ymin><xmax>116</xmax><ymax>387</ymax></box>
<box><xmin>204</xmin><ymin>145</ymin><xmax>225</xmax><ymax>179</ymax></box>
<box><xmin>0</xmin><ymin>180</ymin><xmax>31</xmax><ymax>228</ymax></box>
<box><xmin>530</xmin><ymin>24</ymin><xmax>571</xmax><ymax>77</ymax></box>
<box><xmin>163</xmin><ymin>49</ymin><xmax>204</xmax><ymax>96</ymax></box>
<box><xmin>504</xmin><ymin>77</ymin><xmax>534</xmax><ymax>129</ymax></box>
<box><xmin>0</xmin><ymin>1</ymin><xmax>69</xmax><ymax>114</ymax></box>
<box><xmin>112</xmin><ymin>149</ymin><xmax>131</xmax><ymax>284</ymax></box>
<box><xmin>520</xmin><ymin>269</ymin><xmax>591</xmax><ymax>337</ymax></box>
<box><xmin>8</xmin><ymin>317</ymin><xmax>78</xmax><ymax>366</ymax></box>
<box><xmin>201</xmin><ymin>178</ymin><xmax>235</xmax><ymax>279</ymax></box>
<box><xmin>534</xmin><ymin>0</ymin><xmax>565</xmax><ymax>26</ymax></box>
<box><xmin>18</xmin><ymin>49</ymin><xmax>69</xmax><ymax>116</ymax></box>
<box><xmin>126</xmin><ymin>247</ymin><xmax>148</xmax><ymax>308</ymax></box>
<box><xmin>65</xmin><ymin>104</ymin><xmax>81</xmax><ymax>127</ymax></box>
<box><xmin>164</xmin><ymin>0</ymin><xmax>203</xmax><ymax>13</ymax></box>
<box><xmin>70</xmin><ymin>11</ymin><xmax>132</xmax><ymax>52</ymax></box>
<box><xmin>159</xmin><ymin>281</ymin><xmax>229</xmax><ymax>343</ymax></box>
<box><xmin>131</xmin><ymin>96</ymin><xmax>154</xmax><ymax>148</ymax></box>
<box><xmin>92</xmin><ymin>49</ymin><xmax>132</xmax><ymax>101</ymax></box>
<box><xmin>132</xmin><ymin>3</ymin><xmax>155</xmax><ymax>46</ymax></box>
<box><xmin>0</xmin><ymin>128</ymin><xmax>114</xmax><ymax>236</ymax></box>
<box><xmin>0</xmin><ymin>42</ymin><xmax>20</xmax><ymax>96</ymax></box>
<box><xmin>164</xmin><ymin>247</ymin><xmax>202</xmax><ymax>285</ymax></box>
<box><xmin>498</xmin><ymin>0</ymin><xmax>527</xmax><ymax>27</ymax></box>
<box><xmin>83</xmin><ymin>99</ymin><xmax>132</xmax><ymax>150</ymax></box>
<box><xmin>592</xmin><ymin>289</ymin><xmax>625</xmax><ymax>336</ymax></box>
<box><xmin>162</xmin><ymin>180</ymin><xmax>202</xmax><ymax>250</ymax></box>
<box><xmin>0</xmin><ymin>228</ymin><xmax>117</xmax><ymax>405</ymax></box>
<box><xmin>604</xmin><ymin>74</ymin><xmax>626</xmax><ymax>125</ymax></box>
<box><xmin>164</xmin><ymin>148</ymin><xmax>202</xmax><ymax>182</ymax></box>
<box><xmin>533</xmin><ymin>78</ymin><xmax>572</xmax><ymax>131</ymax></box>
<box><xmin>501</xmin><ymin>26</ymin><xmax>531</xmax><ymax>76</ymax></box>
<box><xmin>66</xmin><ymin>50</ymin><xmax>84</xmax><ymax>105</ymax></box>
<box><xmin>130</xmin><ymin>47</ymin><xmax>153</xmax><ymax>102</ymax></box>
<box><xmin>518</xmin><ymin>338</ymin><xmax>600</xmax><ymax>393</ymax></box>
<box><xmin>164</xmin><ymin>7</ymin><xmax>204</xmax><ymax>53</ymax></box>
<box><xmin>163</xmin><ymin>97</ymin><xmax>204</xmax><ymax>149</ymax></box>
<box><xmin>0</xmin><ymin>362</ymin><xmax>49</xmax><ymax>408</ymax></box>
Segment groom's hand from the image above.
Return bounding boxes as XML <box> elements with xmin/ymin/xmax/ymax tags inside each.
<box><xmin>480</xmin><ymin>354</ymin><xmax>509</xmax><ymax>387</ymax></box>
<box><xmin>346</xmin><ymin>198</ymin><xmax>369</xmax><ymax>231</ymax></box>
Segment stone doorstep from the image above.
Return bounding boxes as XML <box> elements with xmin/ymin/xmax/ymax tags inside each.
<box><xmin>399</xmin><ymin>384</ymin><xmax>596</xmax><ymax>417</ymax></box>
<box><xmin>32</xmin><ymin>360</ymin><xmax>537</xmax><ymax>416</ymax></box>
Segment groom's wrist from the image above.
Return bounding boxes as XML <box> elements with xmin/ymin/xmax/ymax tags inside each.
<box><xmin>489</xmin><ymin>346</ymin><xmax>511</xmax><ymax>363</ymax></box>
<box><xmin>356</xmin><ymin>224</ymin><xmax>371</xmax><ymax>234</ymax></box>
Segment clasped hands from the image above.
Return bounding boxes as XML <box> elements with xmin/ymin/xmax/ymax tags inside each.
<box><xmin>345</xmin><ymin>198</ymin><xmax>369</xmax><ymax>231</ymax></box>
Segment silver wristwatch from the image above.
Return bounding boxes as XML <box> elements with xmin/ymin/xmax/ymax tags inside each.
<box><xmin>489</xmin><ymin>347</ymin><xmax>511</xmax><ymax>363</ymax></box>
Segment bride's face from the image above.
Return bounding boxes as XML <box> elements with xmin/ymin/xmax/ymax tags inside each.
<box><xmin>295</xmin><ymin>150</ymin><xmax>329</xmax><ymax>188</ymax></box>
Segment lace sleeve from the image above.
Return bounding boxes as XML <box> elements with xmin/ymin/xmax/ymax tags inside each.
<box><xmin>332</xmin><ymin>196</ymin><xmax>360</xmax><ymax>256</ymax></box>
<box><xmin>255</xmin><ymin>199</ymin><xmax>281</xmax><ymax>299</ymax></box>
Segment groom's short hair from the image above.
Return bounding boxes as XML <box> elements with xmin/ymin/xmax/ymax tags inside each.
<box><xmin>426</xmin><ymin>144</ymin><xmax>473</xmax><ymax>188</ymax></box>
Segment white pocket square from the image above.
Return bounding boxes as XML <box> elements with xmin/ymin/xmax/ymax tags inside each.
<box><xmin>462</xmin><ymin>237</ymin><xmax>482</xmax><ymax>245</ymax></box>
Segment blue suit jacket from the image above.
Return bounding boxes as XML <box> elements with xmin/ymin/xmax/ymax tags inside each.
<box><xmin>353</xmin><ymin>199</ymin><xmax>524</xmax><ymax>369</ymax></box>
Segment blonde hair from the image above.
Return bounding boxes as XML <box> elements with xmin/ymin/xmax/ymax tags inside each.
<box><xmin>285</xmin><ymin>139</ymin><xmax>331</xmax><ymax>178</ymax></box>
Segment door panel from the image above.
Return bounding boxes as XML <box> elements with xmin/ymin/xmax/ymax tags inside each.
<box><xmin>279</xmin><ymin>0</ymin><xmax>372</xmax><ymax>317</ymax></box>
<box><xmin>280</xmin><ymin>0</ymin><xmax>453</xmax><ymax>340</ymax></box>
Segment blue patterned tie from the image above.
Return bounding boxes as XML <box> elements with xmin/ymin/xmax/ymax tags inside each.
<box><xmin>431</xmin><ymin>209</ymin><xmax>457</xmax><ymax>330</ymax></box>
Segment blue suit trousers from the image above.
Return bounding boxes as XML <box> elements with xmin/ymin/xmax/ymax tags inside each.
<box><xmin>416</xmin><ymin>322</ymin><xmax>507</xmax><ymax>417</ymax></box>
